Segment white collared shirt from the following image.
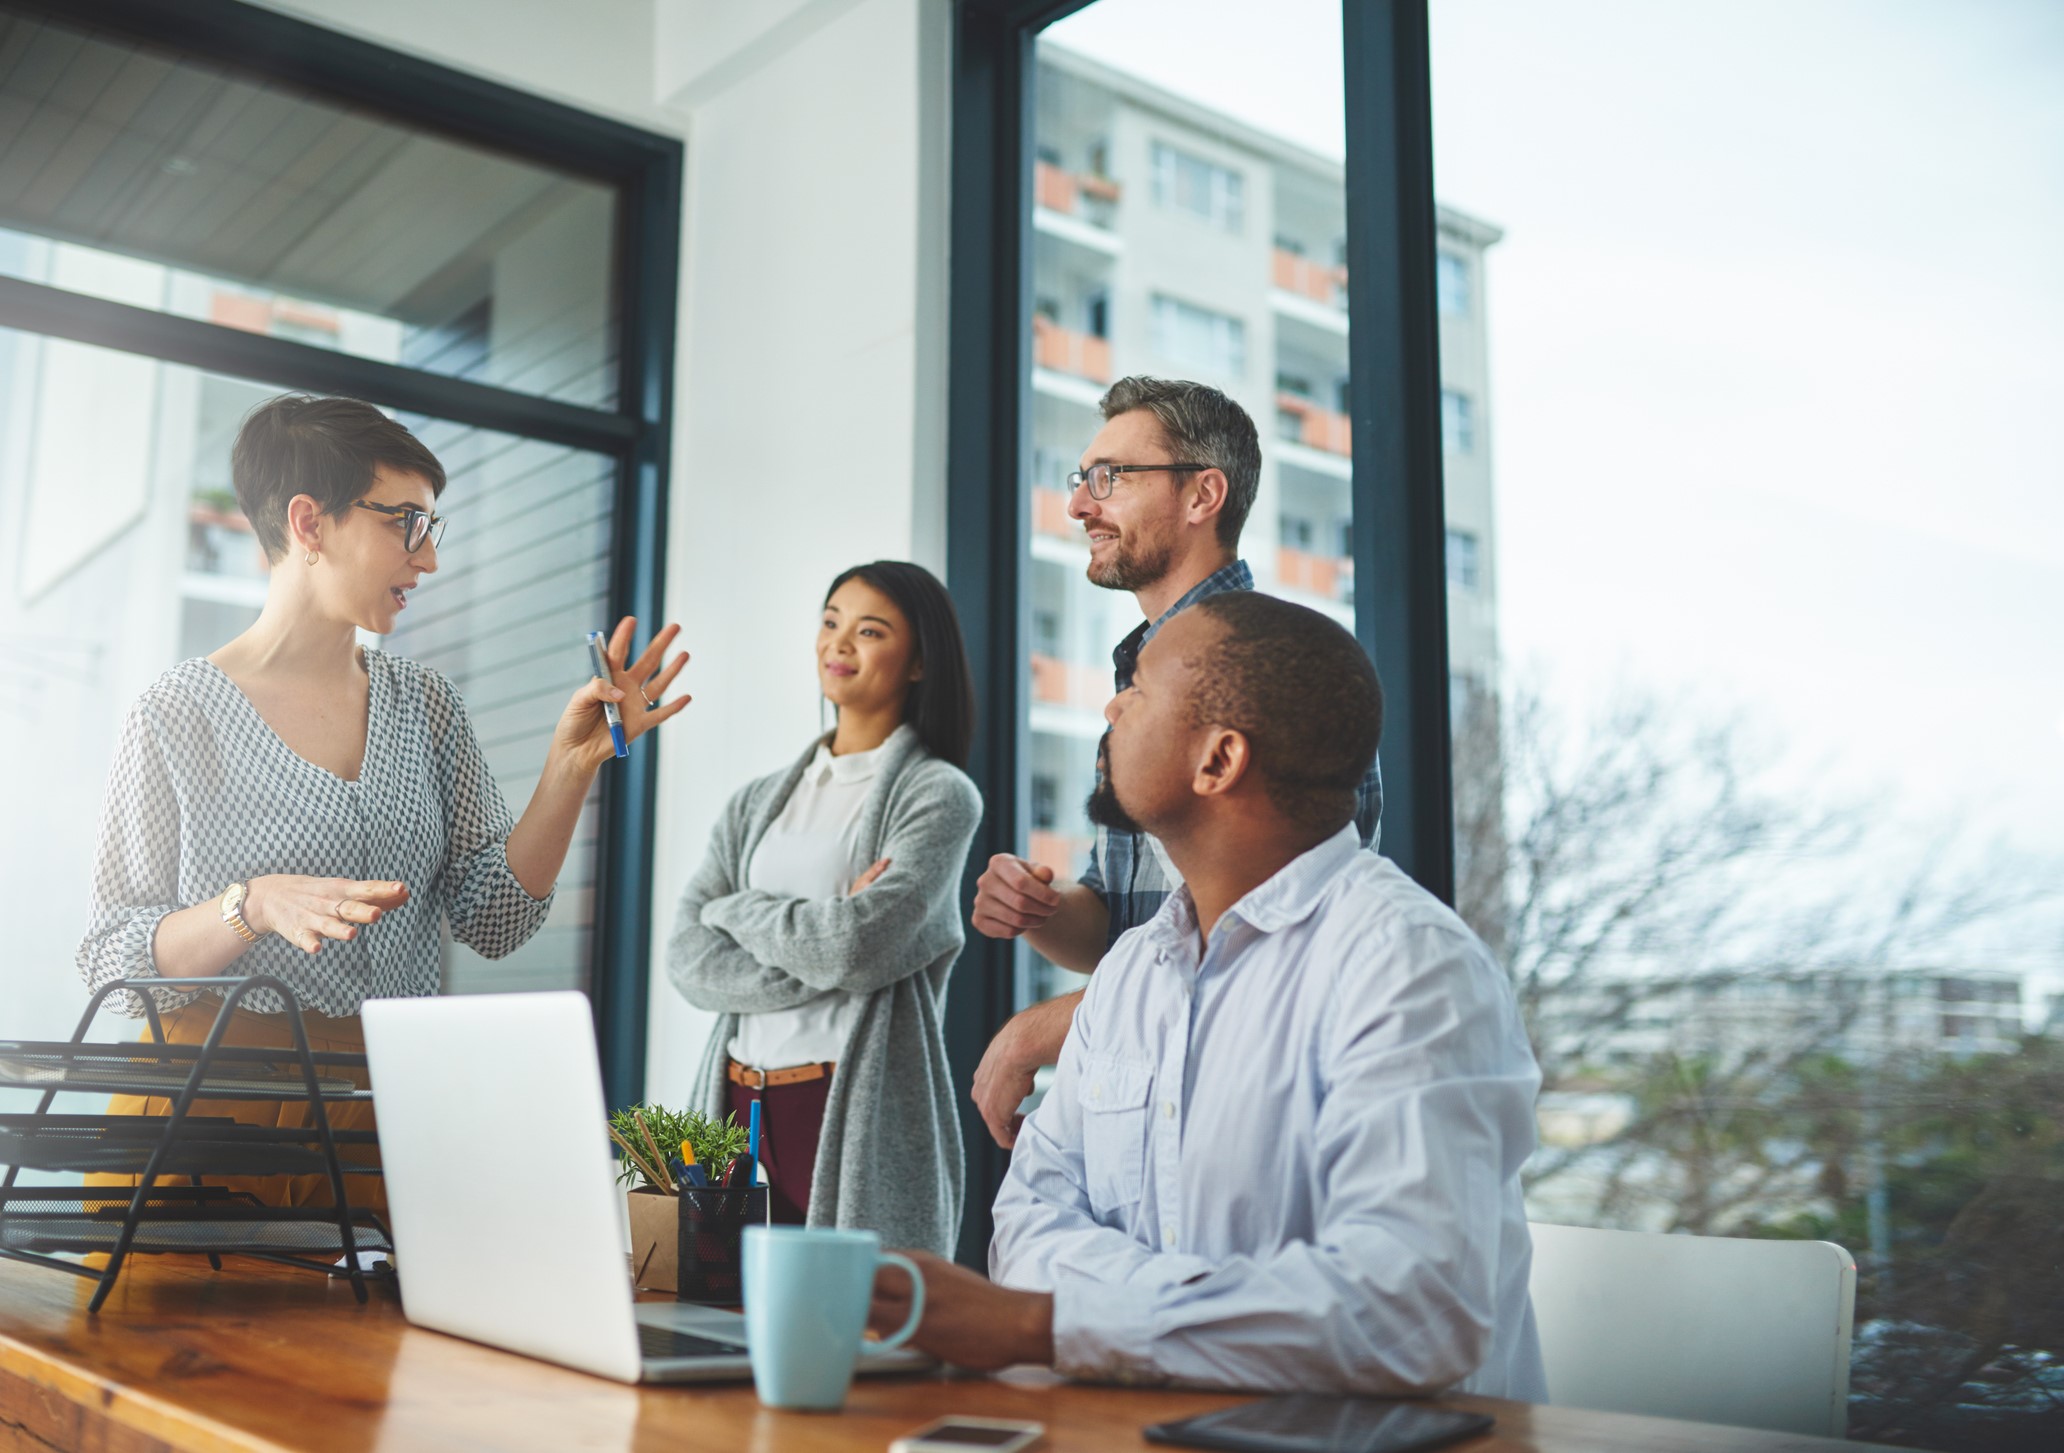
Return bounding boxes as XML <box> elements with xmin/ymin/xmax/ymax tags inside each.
<box><xmin>990</xmin><ymin>826</ymin><xmax>1548</xmax><ymax>1399</ymax></box>
<box><xmin>726</xmin><ymin>725</ymin><xmax>909</xmax><ymax>1067</ymax></box>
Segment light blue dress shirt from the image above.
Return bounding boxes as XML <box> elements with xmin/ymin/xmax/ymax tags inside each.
<box><xmin>991</xmin><ymin>826</ymin><xmax>1548</xmax><ymax>1399</ymax></box>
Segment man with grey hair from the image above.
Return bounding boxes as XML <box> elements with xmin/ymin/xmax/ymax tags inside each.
<box><xmin>969</xmin><ymin>376</ymin><xmax>1382</xmax><ymax>1147</ymax></box>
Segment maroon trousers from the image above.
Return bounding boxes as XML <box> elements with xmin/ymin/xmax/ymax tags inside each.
<box><xmin>726</xmin><ymin>1072</ymin><xmax>832</xmax><ymax>1226</ymax></box>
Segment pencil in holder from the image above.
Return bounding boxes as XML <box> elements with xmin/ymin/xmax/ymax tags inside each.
<box><xmin>676</xmin><ymin>1183</ymin><xmax>769</xmax><ymax>1306</ymax></box>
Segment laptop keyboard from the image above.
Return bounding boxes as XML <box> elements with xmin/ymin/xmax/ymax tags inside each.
<box><xmin>638</xmin><ymin>1325</ymin><xmax>746</xmax><ymax>1361</ymax></box>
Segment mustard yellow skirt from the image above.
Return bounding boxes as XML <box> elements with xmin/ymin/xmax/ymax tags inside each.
<box><xmin>86</xmin><ymin>999</ymin><xmax>385</xmax><ymax>1211</ymax></box>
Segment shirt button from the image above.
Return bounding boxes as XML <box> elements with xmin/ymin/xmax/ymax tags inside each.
<box><xmin>1163</xmin><ymin>1224</ymin><xmax>1178</xmax><ymax>1247</ymax></box>
<box><xmin>1163</xmin><ymin>1101</ymin><xmax>1176</xmax><ymax>1120</ymax></box>
<box><xmin>1091</xmin><ymin>1084</ymin><xmax>1103</xmax><ymax>1102</ymax></box>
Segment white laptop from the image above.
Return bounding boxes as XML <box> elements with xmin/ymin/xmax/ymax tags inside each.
<box><xmin>361</xmin><ymin>991</ymin><xmax>928</xmax><ymax>1384</ymax></box>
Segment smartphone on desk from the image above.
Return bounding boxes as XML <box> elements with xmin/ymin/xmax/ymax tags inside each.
<box><xmin>889</xmin><ymin>1416</ymin><xmax>1045</xmax><ymax>1453</ymax></box>
<box><xmin>1144</xmin><ymin>1396</ymin><xmax>1493</xmax><ymax>1453</ymax></box>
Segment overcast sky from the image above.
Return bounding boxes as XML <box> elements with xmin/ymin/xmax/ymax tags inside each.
<box><xmin>1048</xmin><ymin>0</ymin><xmax>2064</xmax><ymax>981</ymax></box>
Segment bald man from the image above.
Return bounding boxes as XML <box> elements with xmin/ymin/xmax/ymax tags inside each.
<box><xmin>871</xmin><ymin>593</ymin><xmax>1544</xmax><ymax>1399</ymax></box>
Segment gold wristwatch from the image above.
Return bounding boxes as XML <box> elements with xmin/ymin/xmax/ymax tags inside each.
<box><xmin>220</xmin><ymin>881</ymin><xmax>258</xmax><ymax>943</ymax></box>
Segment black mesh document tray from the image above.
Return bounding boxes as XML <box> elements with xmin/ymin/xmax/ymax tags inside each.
<box><xmin>0</xmin><ymin>1115</ymin><xmax>380</xmax><ymax>1178</ymax></box>
<box><xmin>0</xmin><ymin>1186</ymin><xmax>392</xmax><ymax>1259</ymax></box>
<box><xmin>0</xmin><ymin>976</ymin><xmax>389</xmax><ymax>1311</ymax></box>
<box><xmin>0</xmin><ymin>1042</ymin><xmax>362</xmax><ymax>1099</ymax></box>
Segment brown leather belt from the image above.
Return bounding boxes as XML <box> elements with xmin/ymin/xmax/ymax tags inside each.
<box><xmin>727</xmin><ymin>1058</ymin><xmax>833</xmax><ymax>1090</ymax></box>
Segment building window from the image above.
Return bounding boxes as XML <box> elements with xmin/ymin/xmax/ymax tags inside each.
<box><xmin>1150</xmin><ymin>294</ymin><xmax>1246</xmax><ymax>377</ymax></box>
<box><xmin>1446</xmin><ymin>528</ymin><xmax>1481</xmax><ymax>590</ymax></box>
<box><xmin>1031</xmin><ymin>774</ymin><xmax>1059</xmax><ymax>832</ymax></box>
<box><xmin>1151</xmin><ymin>141</ymin><xmax>1244</xmax><ymax>232</ymax></box>
<box><xmin>1442</xmin><ymin>389</ymin><xmax>1475</xmax><ymax>453</ymax></box>
<box><xmin>1437</xmin><ymin>251</ymin><xmax>1471</xmax><ymax>318</ymax></box>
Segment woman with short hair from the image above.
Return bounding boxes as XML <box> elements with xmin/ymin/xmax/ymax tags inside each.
<box><xmin>667</xmin><ymin>561</ymin><xmax>980</xmax><ymax>1258</ymax></box>
<box><xmin>79</xmin><ymin>392</ymin><xmax>688</xmax><ymax>1206</ymax></box>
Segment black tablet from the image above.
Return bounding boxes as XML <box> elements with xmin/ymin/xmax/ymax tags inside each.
<box><xmin>1143</xmin><ymin>1396</ymin><xmax>1494</xmax><ymax>1453</ymax></box>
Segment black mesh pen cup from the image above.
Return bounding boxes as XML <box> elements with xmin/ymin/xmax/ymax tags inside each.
<box><xmin>675</xmin><ymin>1184</ymin><xmax>769</xmax><ymax>1305</ymax></box>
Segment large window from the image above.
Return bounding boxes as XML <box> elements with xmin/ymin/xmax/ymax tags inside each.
<box><xmin>1016</xmin><ymin>1</ymin><xmax>1373</xmax><ymax>1014</ymax></box>
<box><xmin>949</xmin><ymin>0</ymin><xmax>1455</xmax><ymax>1264</ymax></box>
<box><xmin>0</xmin><ymin>1</ymin><xmax>678</xmax><ymax>1107</ymax></box>
<box><xmin>1433</xmin><ymin>2</ymin><xmax>2064</xmax><ymax>1446</ymax></box>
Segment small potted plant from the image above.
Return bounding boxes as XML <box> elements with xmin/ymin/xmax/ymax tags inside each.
<box><xmin>608</xmin><ymin>1104</ymin><xmax>751</xmax><ymax>1292</ymax></box>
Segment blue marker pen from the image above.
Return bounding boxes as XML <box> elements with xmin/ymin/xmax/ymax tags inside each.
<box><xmin>585</xmin><ymin>631</ymin><xmax>627</xmax><ymax>759</ymax></box>
<box><xmin>746</xmin><ymin>1099</ymin><xmax>763</xmax><ymax>1190</ymax></box>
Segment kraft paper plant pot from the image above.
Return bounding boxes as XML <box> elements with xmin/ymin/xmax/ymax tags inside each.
<box><xmin>626</xmin><ymin>1186</ymin><xmax>680</xmax><ymax>1293</ymax></box>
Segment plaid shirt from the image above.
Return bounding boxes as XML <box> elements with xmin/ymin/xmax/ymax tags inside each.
<box><xmin>1078</xmin><ymin>559</ymin><xmax>1384</xmax><ymax>948</ymax></box>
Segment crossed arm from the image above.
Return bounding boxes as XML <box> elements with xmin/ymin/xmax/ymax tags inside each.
<box><xmin>666</xmin><ymin>776</ymin><xmax>978</xmax><ymax>1013</ymax></box>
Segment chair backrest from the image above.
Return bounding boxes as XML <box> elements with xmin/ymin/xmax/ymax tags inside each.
<box><xmin>1527</xmin><ymin>1222</ymin><xmax>1855</xmax><ymax>1438</ymax></box>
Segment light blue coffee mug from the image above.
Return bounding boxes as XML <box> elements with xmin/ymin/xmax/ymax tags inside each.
<box><xmin>741</xmin><ymin>1226</ymin><xmax>926</xmax><ymax>1410</ymax></box>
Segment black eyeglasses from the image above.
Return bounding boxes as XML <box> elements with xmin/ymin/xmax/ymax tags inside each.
<box><xmin>1066</xmin><ymin>462</ymin><xmax>1212</xmax><ymax>500</ymax></box>
<box><xmin>355</xmin><ymin>500</ymin><xmax>447</xmax><ymax>552</ymax></box>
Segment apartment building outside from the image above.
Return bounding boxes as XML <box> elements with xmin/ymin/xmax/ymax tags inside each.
<box><xmin>1539</xmin><ymin>968</ymin><xmax>2032</xmax><ymax>1076</ymax></box>
<box><xmin>1019</xmin><ymin>44</ymin><xmax>1504</xmax><ymax>1005</ymax></box>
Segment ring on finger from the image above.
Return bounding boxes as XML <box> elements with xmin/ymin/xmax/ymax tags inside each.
<box><xmin>639</xmin><ymin>686</ymin><xmax>657</xmax><ymax>710</ymax></box>
<box><xmin>334</xmin><ymin>898</ymin><xmax>350</xmax><ymax>921</ymax></box>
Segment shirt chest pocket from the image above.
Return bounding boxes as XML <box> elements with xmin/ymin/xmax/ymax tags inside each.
<box><xmin>1080</xmin><ymin>1054</ymin><xmax>1153</xmax><ymax>1213</ymax></box>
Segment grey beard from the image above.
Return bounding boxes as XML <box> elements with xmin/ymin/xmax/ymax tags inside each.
<box><xmin>1087</xmin><ymin>534</ymin><xmax>1176</xmax><ymax>593</ymax></box>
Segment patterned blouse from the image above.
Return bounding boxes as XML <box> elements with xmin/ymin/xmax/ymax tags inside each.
<box><xmin>77</xmin><ymin>649</ymin><xmax>554</xmax><ymax>1018</ymax></box>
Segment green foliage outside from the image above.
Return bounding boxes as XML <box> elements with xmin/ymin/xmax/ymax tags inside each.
<box><xmin>1604</xmin><ymin>1038</ymin><xmax>2064</xmax><ymax>1449</ymax></box>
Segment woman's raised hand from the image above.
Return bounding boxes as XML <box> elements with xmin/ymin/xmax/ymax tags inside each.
<box><xmin>244</xmin><ymin>876</ymin><xmax>411</xmax><ymax>955</ymax></box>
<box><xmin>554</xmin><ymin>616</ymin><xmax>692</xmax><ymax>770</ymax></box>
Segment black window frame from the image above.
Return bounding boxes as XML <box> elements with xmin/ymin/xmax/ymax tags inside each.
<box><xmin>946</xmin><ymin>0</ymin><xmax>1451</xmax><ymax>1263</ymax></box>
<box><xmin>0</xmin><ymin>0</ymin><xmax>681</xmax><ymax>1110</ymax></box>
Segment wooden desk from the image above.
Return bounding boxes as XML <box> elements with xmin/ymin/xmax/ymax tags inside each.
<box><xmin>0</xmin><ymin>1257</ymin><xmax>1893</xmax><ymax>1453</ymax></box>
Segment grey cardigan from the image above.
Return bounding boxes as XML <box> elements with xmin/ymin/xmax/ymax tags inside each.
<box><xmin>665</xmin><ymin>728</ymin><xmax>981</xmax><ymax>1257</ymax></box>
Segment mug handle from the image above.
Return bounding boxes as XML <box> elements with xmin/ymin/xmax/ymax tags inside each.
<box><xmin>872</xmin><ymin>1251</ymin><xmax>926</xmax><ymax>1350</ymax></box>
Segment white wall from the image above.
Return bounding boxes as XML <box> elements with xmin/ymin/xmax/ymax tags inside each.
<box><xmin>260</xmin><ymin>0</ymin><xmax>954</xmax><ymax>1105</ymax></box>
<box><xmin>646</xmin><ymin>0</ymin><xmax>953</xmax><ymax>1106</ymax></box>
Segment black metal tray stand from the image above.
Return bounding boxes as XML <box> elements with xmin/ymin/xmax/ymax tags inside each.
<box><xmin>0</xmin><ymin>976</ymin><xmax>390</xmax><ymax>1311</ymax></box>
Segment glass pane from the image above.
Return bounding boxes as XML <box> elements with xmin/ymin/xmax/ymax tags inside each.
<box><xmin>0</xmin><ymin>10</ymin><xmax>618</xmax><ymax>407</ymax></box>
<box><xmin>1433</xmin><ymin>4</ymin><xmax>2064</xmax><ymax>1447</ymax></box>
<box><xmin>0</xmin><ymin>322</ymin><xmax>612</xmax><ymax>1100</ymax></box>
<box><xmin>1021</xmin><ymin>2</ymin><xmax>1486</xmax><ymax>1017</ymax></box>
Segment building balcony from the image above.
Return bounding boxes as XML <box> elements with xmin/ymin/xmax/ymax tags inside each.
<box><xmin>1033</xmin><ymin>315</ymin><xmax>1112</xmax><ymax>385</ymax></box>
<box><xmin>1277</xmin><ymin>546</ymin><xmax>1353</xmax><ymax>605</ymax></box>
<box><xmin>1030</xmin><ymin>652</ymin><xmax>1111</xmax><ymax>713</ymax></box>
<box><xmin>1028</xmin><ymin>829</ymin><xmax>1094</xmax><ymax>877</ymax></box>
<box><xmin>1271</xmin><ymin>248</ymin><xmax>1346</xmax><ymax>309</ymax></box>
<box><xmin>186</xmin><ymin>501</ymin><xmax>268</xmax><ymax>580</ymax></box>
<box><xmin>209</xmin><ymin>291</ymin><xmax>342</xmax><ymax>343</ymax></box>
<box><xmin>1276</xmin><ymin>392</ymin><xmax>1353</xmax><ymax>456</ymax></box>
<box><xmin>1034</xmin><ymin>160</ymin><xmax>1121</xmax><ymax>230</ymax></box>
<box><xmin>1031</xmin><ymin>486</ymin><xmax>1077</xmax><ymax>541</ymax></box>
